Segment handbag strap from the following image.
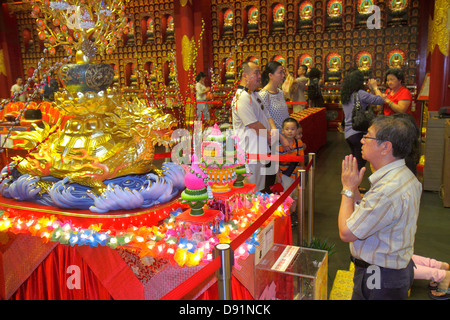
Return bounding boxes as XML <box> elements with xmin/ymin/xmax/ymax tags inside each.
<box><xmin>354</xmin><ymin>91</ymin><xmax>362</xmax><ymax>110</ymax></box>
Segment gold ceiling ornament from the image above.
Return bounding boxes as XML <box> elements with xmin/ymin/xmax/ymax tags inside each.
<box><xmin>181</xmin><ymin>35</ymin><xmax>195</xmax><ymax>71</ymax></box>
<box><xmin>427</xmin><ymin>0</ymin><xmax>450</xmax><ymax>56</ymax></box>
<box><xmin>26</xmin><ymin>0</ymin><xmax>129</xmax><ymax>61</ymax></box>
<box><xmin>180</xmin><ymin>0</ymin><xmax>192</xmax><ymax>7</ymax></box>
<box><xmin>0</xmin><ymin>49</ymin><xmax>6</xmax><ymax>76</ymax></box>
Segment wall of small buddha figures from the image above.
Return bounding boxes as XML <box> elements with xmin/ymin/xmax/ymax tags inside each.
<box><xmin>11</xmin><ymin>0</ymin><xmax>420</xmax><ymax>89</ymax></box>
<box><xmin>211</xmin><ymin>0</ymin><xmax>420</xmax><ymax>86</ymax></box>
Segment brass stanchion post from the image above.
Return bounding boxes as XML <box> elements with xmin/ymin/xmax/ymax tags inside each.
<box><xmin>297</xmin><ymin>169</ymin><xmax>306</xmax><ymax>246</ymax></box>
<box><xmin>308</xmin><ymin>153</ymin><xmax>316</xmax><ymax>243</ymax></box>
<box><xmin>214</xmin><ymin>243</ymin><xmax>234</xmax><ymax>300</ymax></box>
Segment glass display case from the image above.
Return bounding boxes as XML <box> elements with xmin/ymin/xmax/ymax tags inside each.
<box><xmin>255</xmin><ymin>244</ymin><xmax>328</xmax><ymax>300</ymax></box>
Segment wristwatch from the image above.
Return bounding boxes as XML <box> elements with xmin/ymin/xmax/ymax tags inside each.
<box><xmin>341</xmin><ymin>189</ymin><xmax>355</xmax><ymax>198</ymax></box>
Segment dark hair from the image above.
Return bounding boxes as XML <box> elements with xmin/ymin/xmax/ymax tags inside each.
<box><xmin>261</xmin><ymin>60</ymin><xmax>283</xmax><ymax>87</ymax></box>
<box><xmin>385</xmin><ymin>68</ymin><xmax>405</xmax><ymax>84</ymax></box>
<box><xmin>372</xmin><ymin>115</ymin><xmax>418</xmax><ymax>160</ymax></box>
<box><xmin>392</xmin><ymin>113</ymin><xmax>420</xmax><ymax>174</ymax></box>
<box><xmin>195</xmin><ymin>72</ymin><xmax>206</xmax><ymax>83</ymax></box>
<box><xmin>308</xmin><ymin>67</ymin><xmax>321</xmax><ymax>80</ymax></box>
<box><xmin>282</xmin><ymin>117</ymin><xmax>300</xmax><ymax>129</ymax></box>
<box><xmin>16</xmin><ymin>76</ymin><xmax>23</xmax><ymax>80</ymax></box>
<box><xmin>299</xmin><ymin>64</ymin><xmax>308</xmax><ymax>74</ymax></box>
<box><xmin>340</xmin><ymin>69</ymin><xmax>365</xmax><ymax>104</ymax></box>
<box><xmin>344</xmin><ymin>66</ymin><xmax>359</xmax><ymax>77</ymax></box>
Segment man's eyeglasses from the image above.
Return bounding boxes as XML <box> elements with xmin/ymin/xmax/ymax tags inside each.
<box><xmin>362</xmin><ymin>135</ymin><xmax>380</xmax><ymax>141</ymax></box>
<box><xmin>363</xmin><ymin>135</ymin><xmax>386</xmax><ymax>141</ymax></box>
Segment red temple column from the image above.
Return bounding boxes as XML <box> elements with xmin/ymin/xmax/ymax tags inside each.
<box><xmin>426</xmin><ymin>0</ymin><xmax>450</xmax><ymax>112</ymax></box>
<box><xmin>173</xmin><ymin>0</ymin><xmax>212</xmax><ymax>99</ymax></box>
<box><xmin>0</xmin><ymin>4</ymin><xmax>23</xmax><ymax>100</ymax></box>
<box><xmin>174</xmin><ymin>0</ymin><xmax>195</xmax><ymax>99</ymax></box>
<box><xmin>428</xmin><ymin>45</ymin><xmax>448</xmax><ymax>111</ymax></box>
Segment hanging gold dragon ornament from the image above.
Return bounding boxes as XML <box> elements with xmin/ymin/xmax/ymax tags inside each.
<box><xmin>0</xmin><ymin>0</ymin><xmax>185</xmax><ymax>213</ymax></box>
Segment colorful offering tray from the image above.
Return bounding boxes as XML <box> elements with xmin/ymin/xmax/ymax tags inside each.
<box><xmin>0</xmin><ymin>193</ymin><xmax>184</xmax><ymax>231</ymax></box>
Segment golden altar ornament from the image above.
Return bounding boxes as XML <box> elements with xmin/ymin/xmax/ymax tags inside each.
<box><xmin>12</xmin><ymin>91</ymin><xmax>177</xmax><ymax>190</ymax></box>
<box><xmin>0</xmin><ymin>0</ymin><xmax>188</xmax><ymax>214</ymax></box>
<box><xmin>28</xmin><ymin>0</ymin><xmax>129</xmax><ymax>59</ymax></box>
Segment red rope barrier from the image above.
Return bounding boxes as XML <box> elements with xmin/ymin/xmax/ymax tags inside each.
<box><xmin>154</xmin><ymin>152</ymin><xmax>305</xmax><ymax>163</ymax></box>
<box><xmin>247</xmin><ymin>154</ymin><xmax>304</xmax><ymax>162</ymax></box>
<box><xmin>230</xmin><ymin>174</ymin><xmax>301</xmax><ymax>251</ymax></box>
<box><xmin>160</xmin><ymin>256</ymin><xmax>221</xmax><ymax>300</ymax></box>
<box><xmin>286</xmin><ymin>101</ymin><xmax>308</xmax><ymax>105</ymax></box>
<box><xmin>196</xmin><ymin>101</ymin><xmax>308</xmax><ymax>106</ymax></box>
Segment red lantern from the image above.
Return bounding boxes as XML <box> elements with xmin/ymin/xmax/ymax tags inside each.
<box><xmin>37</xmin><ymin>19</ymin><xmax>46</xmax><ymax>30</ymax></box>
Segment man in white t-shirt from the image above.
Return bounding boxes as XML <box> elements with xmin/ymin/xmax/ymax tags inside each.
<box><xmin>10</xmin><ymin>76</ymin><xmax>26</xmax><ymax>102</ymax></box>
<box><xmin>232</xmin><ymin>61</ymin><xmax>278</xmax><ymax>192</ymax></box>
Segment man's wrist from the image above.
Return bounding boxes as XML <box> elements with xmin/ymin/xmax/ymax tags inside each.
<box><xmin>341</xmin><ymin>189</ymin><xmax>355</xmax><ymax>198</ymax></box>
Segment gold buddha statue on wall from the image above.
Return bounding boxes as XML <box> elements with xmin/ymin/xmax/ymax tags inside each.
<box><xmin>166</xmin><ymin>15</ymin><xmax>174</xmax><ymax>40</ymax></box>
<box><xmin>225</xmin><ymin>58</ymin><xmax>235</xmax><ymax>84</ymax></box>
<box><xmin>326</xmin><ymin>53</ymin><xmax>342</xmax><ymax>82</ymax></box>
<box><xmin>247</xmin><ymin>6</ymin><xmax>259</xmax><ymax>34</ymax></box>
<box><xmin>146</xmin><ymin>18</ymin><xmax>154</xmax><ymax>43</ymax></box>
<box><xmin>387</xmin><ymin>0</ymin><xmax>408</xmax><ymax>25</ymax></box>
<box><xmin>299</xmin><ymin>1</ymin><xmax>313</xmax><ymax>30</ymax></box>
<box><xmin>273</xmin><ymin>4</ymin><xmax>285</xmax><ymax>32</ymax></box>
<box><xmin>328</xmin><ymin>2</ymin><xmax>342</xmax><ymax>18</ymax></box>
<box><xmin>391</xmin><ymin>55</ymin><xmax>402</xmax><ymax>68</ymax></box>
<box><xmin>391</xmin><ymin>0</ymin><xmax>406</xmax><ymax>11</ymax></box>
<box><xmin>326</xmin><ymin>0</ymin><xmax>343</xmax><ymax>29</ymax></box>
<box><xmin>223</xmin><ymin>9</ymin><xmax>233</xmax><ymax>36</ymax></box>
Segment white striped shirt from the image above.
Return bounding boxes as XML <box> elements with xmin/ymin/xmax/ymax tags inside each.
<box><xmin>346</xmin><ymin>159</ymin><xmax>422</xmax><ymax>269</ymax></box>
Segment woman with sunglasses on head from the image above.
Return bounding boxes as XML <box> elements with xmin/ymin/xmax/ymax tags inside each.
<box><xmin>341</xmin><ymin>69</ymin><xmax>385</xmax><ymax>171</ymax></box>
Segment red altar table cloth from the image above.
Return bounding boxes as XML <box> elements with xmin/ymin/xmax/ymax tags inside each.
<box><xmin>290</xmin><ymin>108</ymin><xmax>327</xmax><ymax>154</ymax></box>
<box><xmin>1</xmin><ymin>213</ymin><xmax>291</xmax><ymax>300</ymax></box>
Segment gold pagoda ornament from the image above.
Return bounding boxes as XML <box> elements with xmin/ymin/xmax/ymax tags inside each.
<box><xmin>427</xmin><ymin>0</ymin><xmax>450</xmax><ymax>57</ymax></box>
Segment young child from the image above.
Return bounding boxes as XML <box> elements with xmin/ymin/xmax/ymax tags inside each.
<box><xmin>279</xmin><ymin>117</ymin><xmax>305</xmax><ymax>178</ymax></box>
<box><xmin>278</xmin><ymin>118</ymin><xmax>305</xmax><ymax>221</ymax></box>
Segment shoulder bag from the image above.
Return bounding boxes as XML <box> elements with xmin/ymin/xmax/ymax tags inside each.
<box><xmin>351</xmin><ymin>91</ymin><xmax>376</xmax><ymax>132</ymax></box>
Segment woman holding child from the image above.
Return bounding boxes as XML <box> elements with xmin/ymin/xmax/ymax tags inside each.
<box><xmin>259</xmin><ymin>62</ymin><xmax>304</xmax><ymax>223</ymax></box>
<box><xmin>258</xmin><ymin>61</ymin><xmax>292</xmax><ymax>193</ymax></box>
